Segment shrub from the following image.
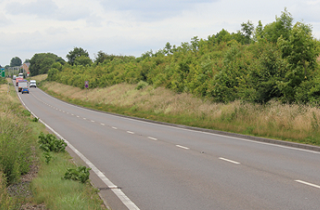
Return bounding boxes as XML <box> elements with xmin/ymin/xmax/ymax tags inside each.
<box><xmin>136</xmin><ymin>80</ymin><xmax>148</xmax><ymax>90</ymax></box>
<box><xmin>38</xmin><ymin>133</ymin><xmax>67</xmax><ymax>153</ymax></box>
<box><xmin>63</xmin><ymin>166</ymin><xmax>91</xmax><ymax>184</ymax></box>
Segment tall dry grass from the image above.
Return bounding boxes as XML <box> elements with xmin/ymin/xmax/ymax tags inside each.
<box><xmin>41</xmin><ymin>81</ymin><xmax>320</xmax><ymax>144</ymax></box>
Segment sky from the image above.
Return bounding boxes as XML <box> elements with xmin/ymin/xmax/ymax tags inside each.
<box><xmin>1</xmin><ymin>0</ymin><xmax>320</xmax><ymax>66</ymax></box>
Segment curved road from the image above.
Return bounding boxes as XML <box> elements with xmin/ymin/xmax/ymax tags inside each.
<box><xmin>17</xmin><ymin>85</ymin><xmax>320</xmax><ymax>210</ymax></box>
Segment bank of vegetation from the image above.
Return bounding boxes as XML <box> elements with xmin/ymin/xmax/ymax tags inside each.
<box><xmin>45</xmin><ymin>10</ymin><xmax>320</xmax><ymax>105</ymax></box>
<box><xmin>31</xmin><ymin>9</ymin><xmax>320</xmax><ymax>146</ymax></box>
<box><xmin>0</xmin><ymin>80</ymin><xmax>106</xmax><ymax>210</ymax></box>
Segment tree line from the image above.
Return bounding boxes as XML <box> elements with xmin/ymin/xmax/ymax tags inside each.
<box><xmin>38</xmin><ymin>9</ymin><xmax>320</xmax><ymax>104</ymax></box>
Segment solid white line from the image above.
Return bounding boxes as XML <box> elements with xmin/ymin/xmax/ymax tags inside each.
<box><xmin>16</xmin><ymin>92</ymin><xmax>140</xmax><ymax>210</ymax></box>
<box><xmin>176</xmin><ymin>145</ymin><xmax>190</xmax><ymax>150</ymax></box>
<box><xmin>219</xmin><ymin>157</ymin><xmax>240</xmax><ymax>165</ymax></box>
<box><xmin>148</xmin><ymin>137</ymin><xmax>158</xmax><ymax>141</ymax></box>
<box><xmin>295</xmin><ymin>180</ymin><xmax>320</xmax><ymax>189</ymax></box>
<box><xmin>127</xmin><ymin>131</ymin><xmax>135</xmax><ymax>134</ymax></box>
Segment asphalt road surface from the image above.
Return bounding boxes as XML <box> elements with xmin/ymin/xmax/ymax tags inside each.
<box><xmin>17</xmin><ymin>85</ymin><xmax>320</xmax><ymax>210</ymax></box>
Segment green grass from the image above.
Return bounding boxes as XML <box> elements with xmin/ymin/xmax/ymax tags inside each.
<box><xmin>32</xmin><ymin>152</ymin><xmax>105</xmax><ymax>210</ymax></box>
<box><xmin>39</xmin><ymin>81</ymin><xmax>320</xmax><ymax>147</ymax></box>
<box><xmin>0</xmin><ymin>80</ymin><xmax>107</xmax><ymax>210</ymax></box>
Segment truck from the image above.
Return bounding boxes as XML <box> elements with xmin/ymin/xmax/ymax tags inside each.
<box><xmin>16</xmin><ymin>77</ymin><xmax>23</xmax><ymax>86</ymax></box>
<box><xmin>18</xmin><ymin>80</ymin><xmax>28</xmax><ymax>92</ymax></box>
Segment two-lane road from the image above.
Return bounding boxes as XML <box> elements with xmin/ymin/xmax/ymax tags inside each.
<box><xmin>17</xmin><ymin>85</ymin><xmax>320</xmax><ymax>210</ymax></box>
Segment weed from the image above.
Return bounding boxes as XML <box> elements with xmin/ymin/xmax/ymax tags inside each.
<box><xmin>32</xmin><ymin>117</ymin><xmax>39</xmax><ymax>122</ymax></box>
<box><xmin>63</xmin><ymin>166</ymin><xmax>91</xmax><ymax>184</ymax></box>
<box><xmin>44</xmin><ymin>152</ymin><xmax>53</xmax><ymax>164</ymax></box>
<box><xmin>38</xmin><ymin>132</ymin><xmax>67</xmax><ymax>152</ymax></box>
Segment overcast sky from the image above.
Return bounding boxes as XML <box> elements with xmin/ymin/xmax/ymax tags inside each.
<box><xmin>1</xmin><ymin>0</ymin><xmax>320</xmax><ymax>66</ymax></box>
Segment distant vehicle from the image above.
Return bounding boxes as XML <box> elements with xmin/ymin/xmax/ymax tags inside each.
<box><xmin>21</xmin><ymin>87</ymin><xmax>29</xmax><ymax>94</ymax></box>
<box><xmin>13</xmin><ymin>75</ymin><xmax>17</xmax><ymax>80</ymax></box>
<box><xmin>16</xmin><ymin>77</ymin><xmax>24</xmax><ymax>86</ymax></box>
<box><xmin>18</xmin><ymin>80</ymin><xmax>28</xmax><ymax>92</ymax></box>
<box><xmin>30</xmin><ymin>80</ymin><xmax>37</xmax><ymax>88</ymax></box>
<box><xmin>18</xmin><ymin>73</ymin><xmax>23</xmax><ymax>78</ymax></box>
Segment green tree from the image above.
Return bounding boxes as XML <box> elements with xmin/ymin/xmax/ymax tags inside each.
<box><xmin>29</xmin><ymin>53</ymin><xmax>65</xmax><ymax>76</ymax></box>
<box><xmin>215</xmin><ymin>29</ymin><xmax>231</xmax><ymax>44</ymax></box>
<box><xmin>277</xmin><ymin>22</ymin><xmax>319</xmax><ymax>102</ymax></box>
<box><xmin>10</xmin><ymin>57</ymin><xmax>22</xmax><ymax>67</ymax></box>
<box><xmin>263</xmin><ymin>8</ymin><xmax>293</xmax><ymax>43</ymax></box>
<box><xmin>74</xmin><ymin>55</ymin><xmax>93</xmax><ymax>66</ymax></box>
<box><xmin>66</xmin><ymin>47</ymin><xmax>89</xmax><ymax>65</ymax></box>
<box><xmin>241</xmin><ymin>21</ymin><xmax>254</xmax><ymax>44</ymax></box>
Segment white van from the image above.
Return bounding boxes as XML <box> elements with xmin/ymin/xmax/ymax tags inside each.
<box><xmin>30</xmin><ymin>80</ymin><xmax>37</xmax><ymax>88</ymax></box>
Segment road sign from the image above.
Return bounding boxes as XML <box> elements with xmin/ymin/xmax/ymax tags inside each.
<box><xmin>0</xmin><ymin>68</ymin><xmax>5</xmax><ymax>77</ymax></box>
<box><xmin>85</xmin><ymin>81</ymin><xmax>89</xmax><ymax>88</ymax></box>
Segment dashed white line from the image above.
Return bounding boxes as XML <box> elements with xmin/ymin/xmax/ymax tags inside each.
<box><xmin>148</xmin><ymin>137</ymin><xmax>158</xmax><ymax>141</ymax></box>
<box><xmin>295</xmin><ymin>180</ymin><xmax>320</xmax><ymax>189</ymax></box>
<box><xmin>176</xmin><ymin>145</ymin><xmax>190</xmax><ymax>150</ymax></box>
<box><xmin>77</xmin><ymin>116</ymin><xmax>80</xmax><ymax>118</ymax></box>
<box><xmin>83</xmin><ymin>118</ymin><xmax>86</xmax><ymax>120</ymax></box>
<box><xmin>91</xmin><ymin>120</ymin><xmax>95</xmax><ymax>123</ymax></box>
<box><xmin>219</xmin><ymin>157</ymin><xmax>240</xmax><ymax>165</ymax></box>
<box><xmin>101</xmin><ymin>123</ymin><xmax>105</xmax><ymax>126</ymax></box>
<box><xmin>127</xmin><ymin>131</ymin><xmax>135</xmax><ymax>134</ymax></box>
<box><xmin>71</xmin><ymin>114</ymin><xmax>74</xmax><ymax>116</ymax></box>
<box><xmin>112</xmin><ymin>127</ymin><xmax>117</xmax><ymax>129</ymax></box>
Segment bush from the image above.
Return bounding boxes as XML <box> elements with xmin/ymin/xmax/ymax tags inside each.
<box><xmin>38</xmin><ymin>133</ymin><xmax>67</xmax><ymax>153</ymax></box>
<box><xmin>63</xmin><ymin>166</ymin><xmax>91</xmax><ymax>184</ymax></box>
<box><xmin>136</xmin><ymin>80</ymin><xmax>148</xmax><ymax>90</ymax></box>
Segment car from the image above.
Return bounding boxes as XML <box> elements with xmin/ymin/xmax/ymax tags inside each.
<box><xmin>22</xmin><ymin>88</ymin><xmax>29</xmax><ymax>94</ymax></box>
<box><xmin>13</xmin><ymin>75</ymin><xmax>17</xmax><ymax>80</ymax></box>
<box><xmin>30</xmin><ymin>80</ymin><xmax>37</xmax><ymax>88</ymax></box>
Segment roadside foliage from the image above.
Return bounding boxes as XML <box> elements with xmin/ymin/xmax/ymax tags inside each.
<box><xmin>46</xmin><ymin>9</ymin><xmax>320</xmax><ymax>105</ymax></box>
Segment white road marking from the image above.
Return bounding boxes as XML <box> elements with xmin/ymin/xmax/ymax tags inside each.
<box><xmin>127</xmin><ymin>131</ymin><xmax>135</xmax><ymax>134</ymax></box>
<box><xmin>112</xmin><ymin>127</ymin><xmax>117</xmax><ymax>129</ymax></box>
<box><xmin>148</xmin><ymin>137</ymin><xmax>157</xmax><ymax>141</ymax></box>
<box><xmin>295</xmin><ymin>180</ymin><xmax>320</xmax><ymax>189</ymax></box>
<box><xmin>91</xmin><ymin>120</ymin><xmax>95</xmax><ymax>123</ymax></box>
<box><xmin>16</xmin><ymin>92</ymin><xmax>140</xmax><ymax>210</ymax></box>
<box><xmin>176</xmin><ymin>145</ymin><xmax>190</xmax><ymax>150</ymax></box>
<box><xmin>41</xmin><ymin>88</ymin><xmax>319</xmax><ymax>154</ymax></box>
<box><xmin>77</xmin><ymin>116</ymin><xmax>80</xmax><ymax>118</ymax></box>
<box><xmin>83</xmin><ymin>118</ymin><xmax>86</xmax><ymax>120</ymax></box>
<box><xmin>101</xmin><ymin>123</ymin><xmax>105</xmax><ymax>126</ymax></box>
<box><xmin>71</xmin><ymin>114</ymin><xmax>74</xmax><ymax>116</ymax></box>
<box><xmin>219</xmin><ymin>157</ymin><xmax>240</xmax><ymax>165</ymax></box>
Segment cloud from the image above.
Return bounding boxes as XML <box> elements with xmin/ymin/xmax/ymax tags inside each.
<box><xmin>99</xmin><ymin>0</ymin><xmax>218</xmax><ymax>22</ymax></box>
<box><xmin>5</xmin><ymin>0</ymin><xmax>58</xmax><ymax>18</ymax></box>
<box><xmin>0</xmin><ymin>13</ymin><xmax>11</xmax><ymax>26</ymax></box>
<box><xmin>5</xmin><ymin>0</ymin><xmax>92</xmax><ymax>21</ymax></box>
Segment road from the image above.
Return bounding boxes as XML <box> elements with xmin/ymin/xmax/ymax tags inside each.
<box><xmin>17</xmin><ymin>85</ymin><xmax>320</xmax><ymax>210</ymax></box>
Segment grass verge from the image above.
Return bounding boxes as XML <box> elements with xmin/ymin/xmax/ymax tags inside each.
<box><xmin>37</xmin><ymin>77</ymin><xmax>320</xmax><ymax>146</ymax></box>
<box><xmin>0</xmin><ymin>79</ymin><xmax>106</xmax><ymax>210</ymax></box>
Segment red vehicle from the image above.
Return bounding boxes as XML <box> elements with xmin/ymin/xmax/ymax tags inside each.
<box><xmin>16</xmin><ymin>77</ymin><xmax>24</xmax><ymax>86</ymax></box>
